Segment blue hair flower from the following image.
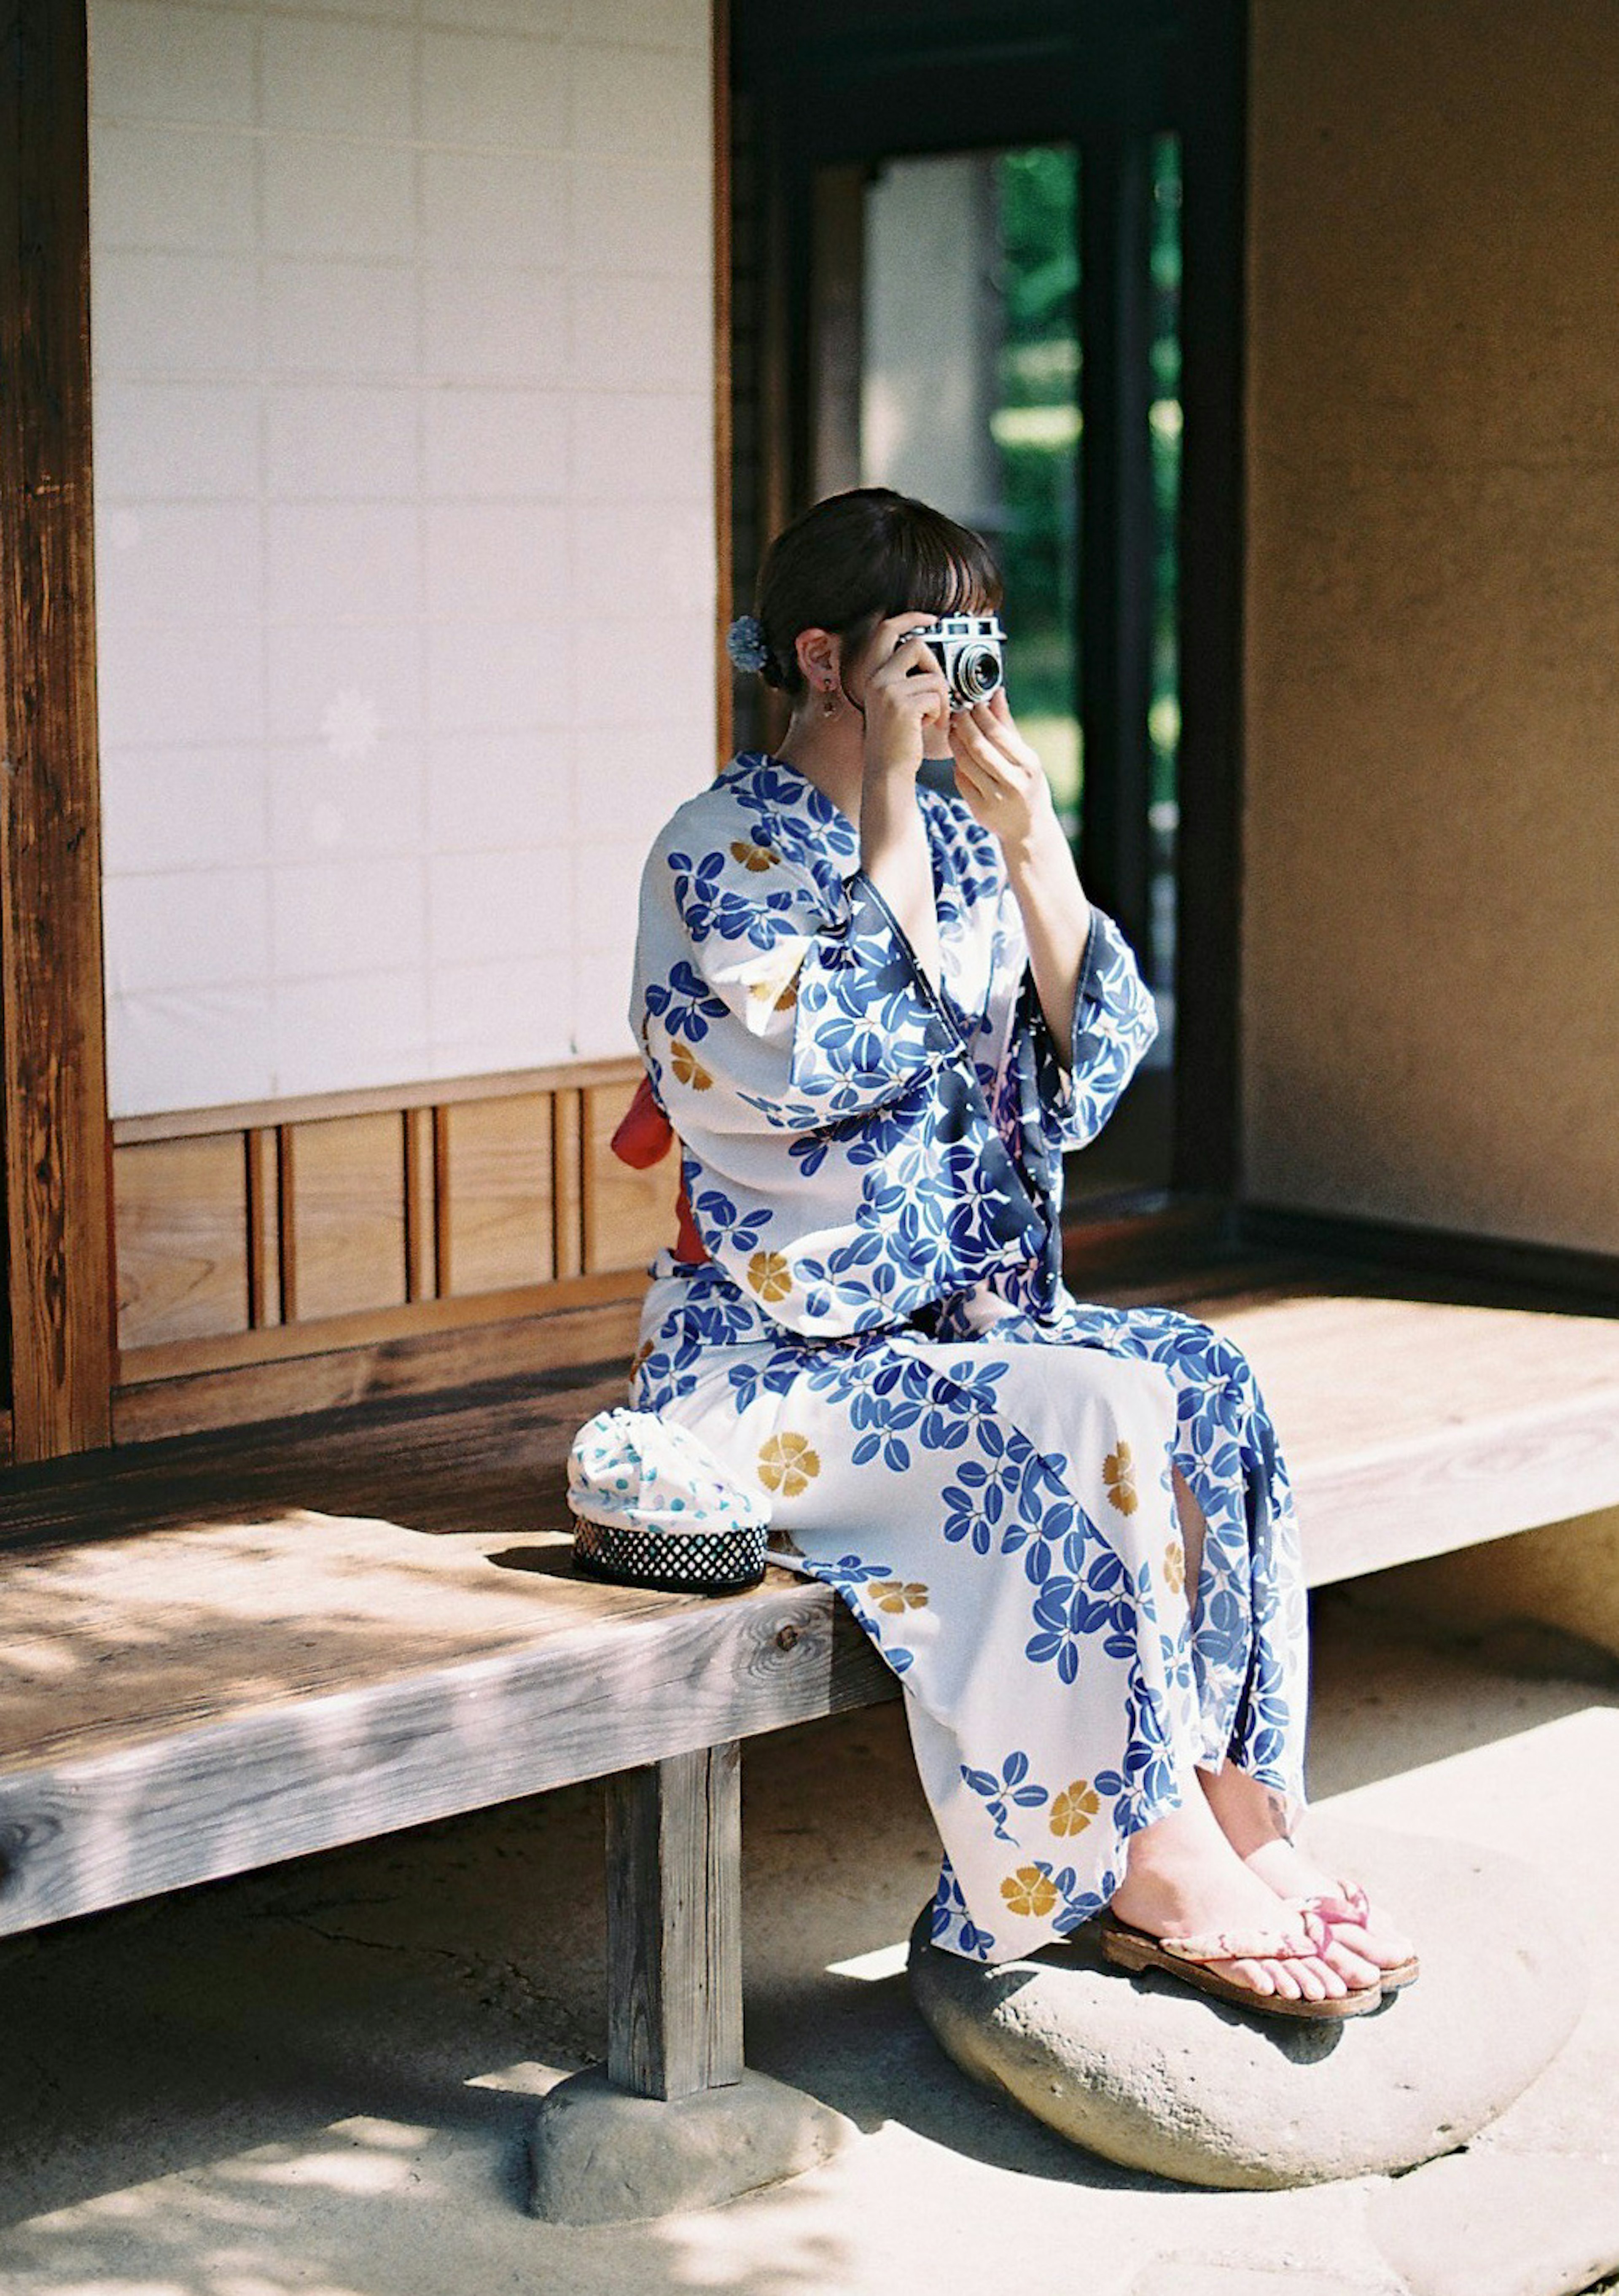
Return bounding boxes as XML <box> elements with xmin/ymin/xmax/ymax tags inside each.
<box><xmin>725</xmin><ymin>613</ymin><xmax>771</xmax><ymax>675</ymax></box>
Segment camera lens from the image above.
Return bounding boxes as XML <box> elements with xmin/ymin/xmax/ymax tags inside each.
<box><xmin>956</xmin><ymin>645</ymin><xmax>1002</xmax><ymax>703</ymax></box>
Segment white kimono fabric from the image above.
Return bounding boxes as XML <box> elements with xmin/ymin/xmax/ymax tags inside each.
<box><xmin>627</xmin><ymin>750</ymin><xmax>1310</xmax><ymax>1965</ymax></box>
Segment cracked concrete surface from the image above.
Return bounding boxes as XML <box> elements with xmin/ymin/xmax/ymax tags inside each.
<box><xmin>0</xmin><ymin>1575</ymin><xmax>1616</xmax><ymax>2295</ymax></box>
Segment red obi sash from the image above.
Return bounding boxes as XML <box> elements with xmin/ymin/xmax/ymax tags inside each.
<box><xmin>610</xmin><ymin>1070</ymin><xmax>709</xmax><ymax>1266</ymax></box>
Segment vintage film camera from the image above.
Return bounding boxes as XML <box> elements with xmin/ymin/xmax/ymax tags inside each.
<box><xmin>903</xmin><ymin>612</ymin><xmax>1008</xmax><ymax>710</ymax></box>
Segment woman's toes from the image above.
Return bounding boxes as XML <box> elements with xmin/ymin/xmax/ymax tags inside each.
<box><xmin>1227</xmin><ymin>1956</ymin><xmax>1276</xmax><ymax>1995</ymax></box>
<box><xmin>1325</xmin><ymin>1917</ymin><xmax>1412</xmax><ymax>1973</ymax></box>
<box><xmin>1323</xmin><ymin>1935</ymin><xmax>1382</xmax><ymax>1987</ymax></box>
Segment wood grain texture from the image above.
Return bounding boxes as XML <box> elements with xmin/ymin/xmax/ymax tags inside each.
<box><xmin>286</xmin><ymin>1112</ymin><xmax>406</xmax><ymax>1323</ymax></box>
<box><xmin>583</xmin><ymin>1077</ymin><xmax>674</xmax><ymax>1276</ymax></box>
<box><xmin>712</xmin><ymin>0</ymin><xmax>733</xmax><ymax>768</ymax></box>
<box><xmin>402</xmin><ymin>1107</ymin><xmax>434</xmax><ymax>1303</ymax></box>
<box><xmin>607</xmin><ymin>1745</ymin><xmax>743</xmax><ymax>2099</ymax></box>
<box><xmin>111</xmin><ymin>1057</ymin><xmax>643</xmax><ymax>1146</ymax></box>
<box><xmin>551</xmin><ymin>1085</ymin><xmax>584</xmax><ymax>1280</ymax></box>
<box><xmin>103</xmin><ymin>1070</ymin><xmax>659</xmax><ymax>1389</ymax></box>
<box><xmin>115</xmin><ymin>1269</ymin><xmax>644</xmax><ymax>1387</ymax></box>
<box><xmin>0</xmin><ymin>1552</ymin><xmax>891</xmax><ymax>1937</ymax></box>
<box><xmin>1204</xmin><ymin>1282</ymin><xmax>1619</xmax><ymax>1584</ymax></box>
<box><xmin>444</xmin><ymin>1093</ymin><xmax>552</xmax><ymax>1295</ymax></box>
<box><xmin>113</xmin><ymin>1135</ymin><xmax>248</xmax><ymax>1350</ymax></box>
<box><xmin>245</xmin><ymin>1128</ymin><xmax>279</xmax><ymax>1329</ymax></box>
<box><xmin>276</xmin><ymin>1125</ymin><xmax>298</xmax><ymax>1323</ymax></box>
<box><xmin>112</xmin><ymin>1293</ymin><xmax>645</xmax><ymax>1444</ymax></box>
<box><xmin>0</xmin><ymin>0</ymin><xmax>113</xmax><ymax>1459</ymax></box>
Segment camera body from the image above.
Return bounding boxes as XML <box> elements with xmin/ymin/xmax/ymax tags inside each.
<box><xmin>906</xmin><ymin>612</ymin><xmax>1007</xmax><ymax>710</ymax></box>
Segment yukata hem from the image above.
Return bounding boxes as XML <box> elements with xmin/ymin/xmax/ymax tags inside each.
<box><xmin>959</xmin><ymin>1780</ymin><xmax>1194</xmax><ymax>1968</ymax></box>
<box><xmin>766</xmin><ymin>1543</ymin><xmax>1175</xmax><ymax>1971</ymax></box>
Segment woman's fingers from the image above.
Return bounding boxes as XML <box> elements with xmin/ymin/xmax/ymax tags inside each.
<box><xmin>952</xmin><ymin>708</ymin><xmax>1030</xmax><ymax>793</ymax></box>
<box><xmin>950</xmin><ymin>751</ymin><xmax>997</xmax><ymax>804</ymax></box>
<box><xmin>976</xmin><ymin>691</ymin><xmax>1041</xmax><ymax>768</ymax></box>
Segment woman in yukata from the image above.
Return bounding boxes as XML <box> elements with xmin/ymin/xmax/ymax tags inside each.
<box><xmin>622</xmin><ymin>485</ymin><xmax>1417</xmax><ymax>2019</ymax></box>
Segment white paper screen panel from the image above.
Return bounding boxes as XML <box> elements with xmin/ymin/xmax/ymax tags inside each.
<box><xmin>88</xmin><ymin>0</ymin><xmax>715</xmax><ymax>1120</ymax></box>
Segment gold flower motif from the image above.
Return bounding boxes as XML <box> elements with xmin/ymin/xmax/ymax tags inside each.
<box><xmin>1102</xmin><ymin>1439</ymin><xmax>1139</xmax><ymax>1516</ymax></box>
<box><xmin>730</xmin><ymin>838</ymin><xmax>780</xmax><ymax>872</ymax></box>
<box><xmin>667</xmin><ymin>1037</ymin><xmax>713</xmax><ymax>1091</ymax></box>
<box><xmin>1163</xmin><ymin>1540</ymin><xmax>1186</xmax><ymax>1595</ymax></box>
<box><xmin>747</xmin><ymin>969</ymin><xmax>799</xmax><ymax>1013</ymax></box>
<box><xmin>746</xmin><ymin>970</ymin><xmax>799</xmax><ymax>1015</ymax></box>
<box><xmin>869</xmin><ymin>1580</ymin><xmax>929</xmax><ymax>1614</ymax></box>
<box><xmin>746</xmin><ymin>1249</ymin><xmax>793</xmax><ymax>1302</ymax></box>
<box><xmin>757</xmin><ymin>1430</ymin><xmax>821</xmax><ymax>1496</ymax></box>
<box><xmin>999</xmin><ymin>1866</ymin><xmax>1059</xmax><ymax>1920</ymax></box>
<box><xmin>1049</xmin><ymin>1780</ymin><xmax>1101</xmax><ymax>1838</ymax></box>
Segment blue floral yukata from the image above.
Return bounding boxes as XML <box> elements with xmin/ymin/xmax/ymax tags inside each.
<box><xmin>626</xmin><ymin>750</ymin><xmax>1310</xmax><ymax>1966</ymax></box>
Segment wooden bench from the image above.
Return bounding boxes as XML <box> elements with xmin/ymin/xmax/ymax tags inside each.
<box><xmin>5</xmin><ymin>1241</ymin><xmax>1619</xmax><ymax>2211</ymax></box>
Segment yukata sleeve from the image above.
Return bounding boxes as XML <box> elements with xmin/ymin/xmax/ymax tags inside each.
<box><xmin>637</xmin><ymin>825</ymin><xmax>960</xmax><ymax>1143</ymax></box>
<box><xmin>1014</xmin><ymin>898</ymin><xmax>1161</xmax><ymax>1153</ymax></box>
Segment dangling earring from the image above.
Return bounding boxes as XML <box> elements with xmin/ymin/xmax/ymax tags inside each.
<box><xmin>821</xmin><ymin>680</ymin><xmax>838</xmax><ymax>718</ymax></box>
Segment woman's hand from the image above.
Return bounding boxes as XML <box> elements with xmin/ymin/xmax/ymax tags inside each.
<box><xmin>861</xmin><ymin>620</ymin><xmax>953</xmax><ymax>782</ymax></box>
<box><xmin>948</xmin><ymin>687</ymin><xmax>1063</xmax><ymax>863</ymax></box>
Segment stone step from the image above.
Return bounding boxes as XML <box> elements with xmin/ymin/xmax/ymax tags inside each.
<box><xmin>907</xmin><ymin>1814</ymin><xmax>1585</xmax><ymax>2189</ymax></box>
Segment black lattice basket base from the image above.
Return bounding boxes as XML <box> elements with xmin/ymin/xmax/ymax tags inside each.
<box><xmin>570</xmin><ymin>1511</ymin><xmax>768</xmax><ymax>1596</ymax></box>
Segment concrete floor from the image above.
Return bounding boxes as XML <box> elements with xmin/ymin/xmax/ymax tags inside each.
<box><xmin>2</xmin><ymin>1577</ymin><xmax>1617</xmax><ymax>2296</ymax></box>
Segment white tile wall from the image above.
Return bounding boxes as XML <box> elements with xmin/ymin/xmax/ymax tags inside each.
<box><xmin>91</xmin><ymin>0</ymin><xmax>715</xmax><ymax>1118</ymax></box>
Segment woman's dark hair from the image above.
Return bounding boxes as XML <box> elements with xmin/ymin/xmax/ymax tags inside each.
<box><xmin>750</xmin><ymin>486</ymin><xmax>1003</xmax><ymax>699</ymax></box>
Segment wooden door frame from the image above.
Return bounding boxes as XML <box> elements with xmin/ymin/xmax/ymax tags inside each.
<box><xmin>0</xmin><ymin>0</ymin><xmax>113</xmax><ymax>1464</ymax></box>
<box><xmin>729</xmin><ymin>0</ymin><xmax>1248</xmax><ymax>1203</ymax></box>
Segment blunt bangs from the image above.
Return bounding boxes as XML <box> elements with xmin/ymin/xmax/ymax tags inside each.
<box><xmin>871</xmin><ymin>502</ymin><xmax>1003</xmax><ymax>622</ymax></box>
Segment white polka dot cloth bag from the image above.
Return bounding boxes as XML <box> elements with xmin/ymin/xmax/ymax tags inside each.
<box><xmin>567</xmin><ymin>1406</ymin><xmax>773</xmax><ymax>1594</ymax></box>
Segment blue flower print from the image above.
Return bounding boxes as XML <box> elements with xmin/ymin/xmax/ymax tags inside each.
<box><xmin>930</xmin><ymin>1858</ymin><xmax>998</xmax><ymax>1958</ymax></box>
<box><xmin>961</xmin><ymin>1750</ymin><xmax>1050</xmax><ymax>1843</ymax></box>
<box><xmin>643</xmin><ymin>957</ymin><xmax>729</xmax><ymax>1044</ymax></box>
<box><xmin>667</xmin><ymin>845</ymin><xmax>805</xmax><ymax>953</ymax></box>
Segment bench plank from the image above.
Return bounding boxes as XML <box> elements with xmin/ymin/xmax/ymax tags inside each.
<box><xmin>1204</xmin><ymin>1285</ymin><xmax>1619</xmax><ymax>1581</ymax></box>
<box><xmin>0</xmin><ymin>1567</ymin><xmax>893</xmax><ymax>1938</ymax></box>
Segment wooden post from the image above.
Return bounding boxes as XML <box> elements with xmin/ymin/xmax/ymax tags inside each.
<box><xmin>0</xmin><ymin>0</ymin><xmax>113</xmax><ymax>1460</ymax></box>
<box><xmin>605</xmin><ymin>1743</ymin><xmax>744</xmax><ymax>2102</ymax></box>
<box><xmin>1170</xmin><ymin>0</ymin><xmax>1247</xmax><ymax>1199</ymax></box>
<box><xmin>1078</xmin><ymin>119</ymin><xmax>1158</xmax><ymax>972</ymax></box>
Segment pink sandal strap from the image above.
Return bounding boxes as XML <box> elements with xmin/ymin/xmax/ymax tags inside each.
<box><xmin>1304</xmin><ymin>1877</ymin><xmax>1374</xmax><ymax>1927</ymax></box>
<box><xmin>1158</xmin><ymin>1902</ymin><xmax>1331</xmax><ymax>1964</ymax></box>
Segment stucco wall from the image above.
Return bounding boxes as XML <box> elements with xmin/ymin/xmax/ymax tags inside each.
<box><xmin>1242</xmin><ymin>1</ymin><xmax>1619</xmax><ymax>1250</ymax></box>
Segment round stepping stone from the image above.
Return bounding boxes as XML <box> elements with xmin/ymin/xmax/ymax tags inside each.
<box><xmin>908</xmin><ymin>1815</ymin><xmax>1586</xmax><ymax>2189</ymax></box>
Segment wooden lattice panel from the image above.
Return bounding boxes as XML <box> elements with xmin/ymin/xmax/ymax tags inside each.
<box><xmin>110</xmin><ymin>1059</ymin><xmax>669</xmax><ymax>1388</ymax></box>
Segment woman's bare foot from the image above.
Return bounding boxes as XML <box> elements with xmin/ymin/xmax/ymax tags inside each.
<box><xmin>1108</xmin><ymin>1790</ymin><xmax>1374</xmax><ymax>2005</ymax></box>
<box><xmin>1196</xmin><ymin>1759</ymin><xmax>1417</xmax><ymax>1985</ymax></box>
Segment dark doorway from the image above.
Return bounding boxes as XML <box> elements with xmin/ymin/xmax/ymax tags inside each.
<box><xmin>728</xmin><ymin>0</ymin><xmax>1246</xmax><ymax>1211</ymax></box>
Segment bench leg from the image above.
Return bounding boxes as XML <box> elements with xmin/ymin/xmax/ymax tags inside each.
<box><xmin>606</xmin><ymin>1741</ymin><xmax>744</xmax><ymax>2099</ymax></box>
<box><xmin>527</xmin><ymin>1740</ymin><xmax>858</xmax><ymax>2224</ymax></box>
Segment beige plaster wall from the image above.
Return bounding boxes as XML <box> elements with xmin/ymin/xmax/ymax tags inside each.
<box><xmin>1242</xmin><ymin>1</ymin><xmax>1619</xmax><ymax>1250</ymax></box>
